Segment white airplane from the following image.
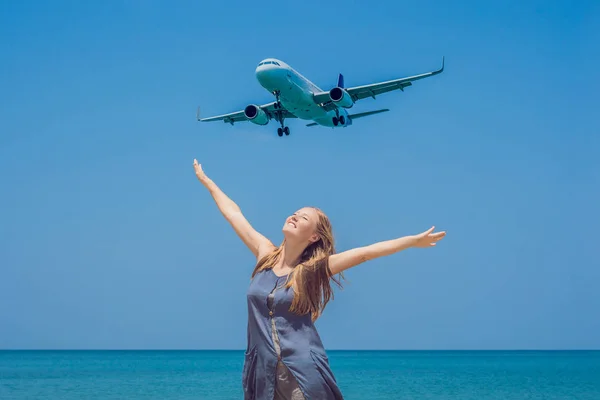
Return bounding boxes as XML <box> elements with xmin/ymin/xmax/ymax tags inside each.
<box><xmin>197</xmin><ymin>57</ymin><xmax>444</xmax><ymax>137</ymax></box>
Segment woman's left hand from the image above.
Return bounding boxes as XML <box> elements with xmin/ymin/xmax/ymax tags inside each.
<box><xmin>412</xmin><ymin>226</ymin><xmax>446</xmax><ymax>248</ymax></box>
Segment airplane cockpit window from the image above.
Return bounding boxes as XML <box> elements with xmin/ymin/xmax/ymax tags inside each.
<box><xmin>258</xmin><ymin>61</ymin><xmax>281</xmax><ymax>67</ymax></box>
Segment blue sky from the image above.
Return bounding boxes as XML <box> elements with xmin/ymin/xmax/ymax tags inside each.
<box><xmin>1</xmin><ymin>0</ymin><xmax>598</xmax><ymax>350</ymax></box>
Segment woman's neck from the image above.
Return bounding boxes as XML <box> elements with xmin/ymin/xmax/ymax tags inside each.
<box><xmin>277</xmin><ymin>240</ymin><xmax>305</xmax><ymax>270</ymax></box>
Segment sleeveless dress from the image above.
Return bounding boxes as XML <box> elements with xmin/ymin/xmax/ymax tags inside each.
<box><xmin>243</xmin><ymin>268</ymin><xmax>344</xmax><ymax>400</ymax></box>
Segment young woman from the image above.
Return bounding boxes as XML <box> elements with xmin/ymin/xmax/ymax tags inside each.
<box><xmin>193</xmin><ymin>159</ymin><xmax>446</xmax><ymax>400</ymax></box>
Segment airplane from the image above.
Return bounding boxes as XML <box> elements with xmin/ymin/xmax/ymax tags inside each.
<box><xmin>197</xmin><ymin>57</ymin><xmax>444</xmax><ymax>137</ymax></box>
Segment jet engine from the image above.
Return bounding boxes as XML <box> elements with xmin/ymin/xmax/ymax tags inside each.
<box><xmin>244</xmin><ymin>104</ymin><xmax>269</xmax><ymax>125</ymax></box>
<box><xmin>329</xmin><ymin>87</ymin><xmax>354</xmax><ymax>108</ymax></box>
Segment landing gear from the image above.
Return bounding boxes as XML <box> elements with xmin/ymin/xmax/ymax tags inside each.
<box><xmin>332</xmin><ymin>116</ymin><xmax>345</xmax><ymax>126</ymax></box>
<box><xmin>273</xmin><ymin>90</ymin><xmax>282</xmax><ymax>110</ymax></box>
<box><xmin>332</xmin><ymin>112</ymin><xmax>345</xmax><ymax>127</ymax></box>
<box><xmin>272</xmin><ymin>90</ymin><xmax>290</xmax><ymax>137</ymax></box>
<box><xmin>277</xmin><ymin>126</ymin><xmax>290</xmax><ymax>137</ymax></box>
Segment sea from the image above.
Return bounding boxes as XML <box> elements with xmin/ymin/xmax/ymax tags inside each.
<box><xmin>1</xmin><ymin>350</ymin><xmax>599</xmax><ymax>399</ymax></box>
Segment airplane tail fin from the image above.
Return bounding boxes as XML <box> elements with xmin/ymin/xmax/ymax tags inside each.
<box><xmin>337</xmin><ymin>73</ymin><xmax>344</xmax><ymax>88</ymax></box>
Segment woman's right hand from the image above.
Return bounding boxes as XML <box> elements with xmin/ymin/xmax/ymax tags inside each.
<box><xmin>193</xmin><ymin>159</ymin><xmax>207</xmax><ymax>183</ymax></box>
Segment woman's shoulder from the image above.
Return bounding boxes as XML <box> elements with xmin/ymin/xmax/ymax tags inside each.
<box><xmin>257</xmin><ymin>242</ymin><xmax>277</xmax><ymax>260</ymax></box>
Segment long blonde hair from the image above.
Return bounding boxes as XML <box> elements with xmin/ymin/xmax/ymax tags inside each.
<box><xmin>251</xmin><ymin>207</ymin><xmax>344</xmax><ymax>321</ymax></box>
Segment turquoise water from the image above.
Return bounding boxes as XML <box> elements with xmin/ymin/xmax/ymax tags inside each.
<box><xmin>1</xmin><ymin>350</ymin><xmax>599</xmax><ymax>399</ymax></box>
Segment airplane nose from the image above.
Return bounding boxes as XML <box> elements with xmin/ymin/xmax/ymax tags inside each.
<box><xmin>256</xmin><ymin>62</ymin><xmax>276</xmax><ymax>74</ymax></box>
<box><xmin>255</xmin><ymin>67</ymin><xmax>267</xmax><ymax>84</ymax></box>
<box><xmin>255</xmin><ymin>62</ymin><xmax>285</xmax><ymax>88</ymax></box>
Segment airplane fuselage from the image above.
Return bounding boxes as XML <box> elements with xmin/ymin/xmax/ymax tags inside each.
<box><xmin>255</xmin><ymin>58</ymin><xmax>349</xmax><ymax>128</ymax></box>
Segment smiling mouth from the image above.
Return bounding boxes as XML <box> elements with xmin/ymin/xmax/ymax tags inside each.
<box><xmin>288</xmin><ymin>222</ymin><xmax>296</xmax><ymax>228</ymax></box>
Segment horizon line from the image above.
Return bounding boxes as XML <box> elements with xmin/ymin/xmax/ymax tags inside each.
<box><xmin>2</xmin><ymin>348</ymin><xmax>599</xmax><ymax>352</ymax></box>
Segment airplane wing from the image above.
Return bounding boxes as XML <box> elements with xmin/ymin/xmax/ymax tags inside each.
<box><xmin>312</xmin><ymin>57</ymin><xmax>444</xmax><ymax>109</ymax></box>
<box><xmin>197</xmin><ymin>101</ymin><xmax>297</xmax><ymax>125</ymax></box>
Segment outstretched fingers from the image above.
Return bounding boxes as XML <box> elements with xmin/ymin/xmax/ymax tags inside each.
<box><xmin>429</xmin><ymin>231</ymin><xmax>446</xmax><ymax>246</ymax></box>
<box><xmin>424</xmin><ymin>230</ymin><xmax>446</xmax><ymax>247</ymax></box>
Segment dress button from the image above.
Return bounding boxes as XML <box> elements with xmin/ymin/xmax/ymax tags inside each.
<box><xmin>269</xmin><ymin>311</ymin><xmax>273</xmax><ymax>316</ymax></box>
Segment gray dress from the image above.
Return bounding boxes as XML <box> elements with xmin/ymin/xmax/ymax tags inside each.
<box><xmin>243</xmin><ymin>268</ymin><xmax>344</xmax><ymax>400</ymax></box>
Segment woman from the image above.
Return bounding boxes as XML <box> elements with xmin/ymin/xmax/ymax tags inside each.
<box><xmin>193</xmin><ymin>159</ymin><xmax>446</xmax><ymax>400</ymax></box>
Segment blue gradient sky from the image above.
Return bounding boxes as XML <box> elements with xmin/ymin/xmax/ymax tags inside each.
<box><xmin>1</xmin><ymin>0</ymin><xmax>598</xmax><ymax>350</ymax></box>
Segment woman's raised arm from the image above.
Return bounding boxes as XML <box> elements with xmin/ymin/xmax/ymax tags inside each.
<box><xmin>193</xmin><ymin>159</ymin><xmax>274</xmax><ymax>260</ymax></box>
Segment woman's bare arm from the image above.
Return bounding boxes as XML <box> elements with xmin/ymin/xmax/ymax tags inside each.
<box><xmin>328</xmin><ymin>226</ymin><xmax>446</xmax><ymax>275</ymax></box>
<box><xmin>194</xmin><ymin>159</ymin><xmax>274</xmax><ymax>259</ymax></box>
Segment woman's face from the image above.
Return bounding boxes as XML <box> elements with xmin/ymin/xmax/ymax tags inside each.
<box><xmin>282</xmin><ymin>207</ymin><xmax>320</xmax><ymax>244</ymax></box>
